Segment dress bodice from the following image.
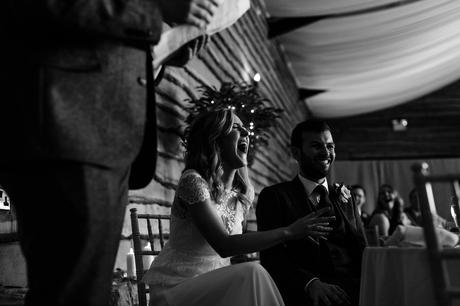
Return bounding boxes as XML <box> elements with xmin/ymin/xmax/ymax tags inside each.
<box><xmin>143</xmin><ymin>169</ymin><xmax>253</xmax><ymax>289</ymax></box>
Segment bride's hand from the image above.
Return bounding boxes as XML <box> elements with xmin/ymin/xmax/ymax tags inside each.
<box><xmin>284</xmin><ymin>207</ymin><xmax>335</xmax><ymax>241</ymax></box>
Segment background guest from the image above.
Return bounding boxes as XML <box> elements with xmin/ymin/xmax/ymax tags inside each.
<box><xmin>405</xmin><ymin>188</ymin><xmax>423</xmax><ymax>226</ymax></box>
<box><xmin>388</xmin><ymin>193</ymin><xmax>411</xmax><ymax>235</ymax></box>
<box><xmin>351</xmin><ymin>184</ymin><xmax>370</xmax><ymax>228</ymax></box>
<box><xmin>369</xmin><ymin>184</ymin><xmax>411</xmax><ymax>236</ymax></box>
<box><xmin>405</xmin><ymin>188</ymin><xmax>447</xmax><ymax>229</ymax></box>
<box><xmin>369</xmin><ymin>184</ymin><xmax>396</xmax><ymax>236</ymax></box>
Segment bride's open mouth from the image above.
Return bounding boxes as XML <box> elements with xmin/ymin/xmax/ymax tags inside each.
<box><xmin>237</xmin><ymin>142</ymin><xmax>248</xmax><ymax>154</ymax></box>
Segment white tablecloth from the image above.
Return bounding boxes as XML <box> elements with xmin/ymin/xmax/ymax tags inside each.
<box><xmin>360</xmin><ymin>247</ymin><xmax>460</xmax><ymax>306</ymax></box>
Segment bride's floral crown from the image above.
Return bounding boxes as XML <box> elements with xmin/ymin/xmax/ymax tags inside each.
<box><xmin>184</xmin><ymin>82</ymin><xmax>283</xmax><ymax>164</ymax></box>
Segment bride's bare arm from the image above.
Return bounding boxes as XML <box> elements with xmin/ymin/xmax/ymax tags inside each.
<box><xmin>189</xmin><ymin>198</ymin><xmax>334</xmax><ymax>258</ymax></box>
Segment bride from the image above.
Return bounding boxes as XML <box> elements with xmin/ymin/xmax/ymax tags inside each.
<box><xmin>143</xmin><ymin>109</ymin><xmax>334</xmax><ymax>306</ymax></box>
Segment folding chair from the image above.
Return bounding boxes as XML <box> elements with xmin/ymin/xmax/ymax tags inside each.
<box><xmin>412</xmin><ymin>162</ymin><xmax>460</xmax><ymax>306</ymax></box>
<box><xmin>130</xmin><ymin>208</ymin><xmax>170</xmax><ymax>306</ymax></box>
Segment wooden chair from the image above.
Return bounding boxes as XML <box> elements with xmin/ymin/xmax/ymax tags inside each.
<box><xmin>130</xmin><ymin>208</ymin><xmax>170</xmax><ymax>306</ymax></box>
<box><xmin>412</xmin><ymin>162</ymin><xmax>460</xmax><ymax>306</ymax></box>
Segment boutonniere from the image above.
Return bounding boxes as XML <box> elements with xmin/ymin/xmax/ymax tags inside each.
<box><xmin>332</xmin><ymin>183</ymin><xmax>351</xmax><ymax>204</ymax></box>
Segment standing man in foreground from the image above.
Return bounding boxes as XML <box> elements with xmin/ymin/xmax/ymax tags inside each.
<box><xmin>0</xmin><ymin>1</ymin><xmax>217</xmax><ymax>305</ymax></box>
<box><xmin>257</xmin><ymin>119</ymin><xmax>367</xmax><ymax>306</ymax></box>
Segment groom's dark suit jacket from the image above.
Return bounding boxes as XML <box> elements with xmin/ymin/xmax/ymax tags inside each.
<box><xmin>257</xmin><ymin>177</ymin><xmax>367</xmax><ymax>306</ymax></box>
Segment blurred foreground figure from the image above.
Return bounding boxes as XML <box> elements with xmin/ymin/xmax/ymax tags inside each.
<box><xmin>0</xmin><ymin>1</ymin><xmax>217</xmax><ymax>305</ymax></box>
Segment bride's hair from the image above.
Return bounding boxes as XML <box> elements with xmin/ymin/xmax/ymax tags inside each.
<box><xmin>183</xmin><ymin>109</ymin><xmax>252</xmax><ymax>208</ymax></box>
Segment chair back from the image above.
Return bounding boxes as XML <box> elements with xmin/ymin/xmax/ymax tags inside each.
<box><xmin>130</xmin><ymin>208</ymin><xmax>170</xmax><ymax>306</ymax></box>
<box><xmin>412</xmin><ymin>162</ymin><xmax>460</xmax><ymax>306</ymax></box>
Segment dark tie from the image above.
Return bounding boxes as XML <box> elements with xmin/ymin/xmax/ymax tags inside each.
<box><xmin>313</xmin><ymin>185</ymin><xmax>328</xmax><ymax>209</ymax></box>
<box><xmin>314</xmin><ymin>185</ymin><xmax>343</xmax><ymax>230</ymax></box>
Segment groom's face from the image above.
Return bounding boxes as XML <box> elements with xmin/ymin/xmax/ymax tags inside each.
<box><xmin>294</xmin><ymin>130</ymin><xmax>336</xmax><ymax>181</ymax></box>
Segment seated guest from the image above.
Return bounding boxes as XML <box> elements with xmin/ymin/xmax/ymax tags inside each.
<box><xmin>351</xmin><ymin>184</ymin><xmax>370</xmax><ymax>227</ymax></box>
<box><xmin>143</xmin><ymin>110</ymin><xmax>334</xmax><ymax>306</ymax></box>
<box><xmin>405</xmin><ymin>188</ymin><xmax>422</xmax><ymax>226</ymax></box>
<box><xmin>405</xmin><ymin>188</ymin><xmax>447</xmax><ymax>229</ymax></box>
<box><xmin>257</xmin><ymin>119</ymin><xmax>367</xmax><ymax>306</ymax></box>
<box><xmin>388</xmin><ymin>194</ymin><xmax>411</xmax><ymax>235</ymax></box>
<box><xmin>369</xmin><ymin>184</ymin><xmax>395</xmax><ymax>236</ymax></box>
<box><xmin>369</xmin><ymin>184</ymin><xmax>410</xmax><ymax>236</ymax></box>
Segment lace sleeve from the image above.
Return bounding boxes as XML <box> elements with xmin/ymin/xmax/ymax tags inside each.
<box><xmin>176</xmin><ymin>171</ymin><xmax>211</xmax><ymax>205</ymax></box>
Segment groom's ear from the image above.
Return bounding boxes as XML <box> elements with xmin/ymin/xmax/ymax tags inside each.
<box><xmin>290</xmin><ymin>145</ymin><xmax>301</xmax><ymax>162</ymax></box>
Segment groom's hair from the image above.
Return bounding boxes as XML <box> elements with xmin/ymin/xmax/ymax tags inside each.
<box><xmin>290</xmin><ymin>119</ymin><xmax>331</xmax><ymax>149</ymax></box>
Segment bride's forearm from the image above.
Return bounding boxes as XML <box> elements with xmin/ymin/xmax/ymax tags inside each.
<box><xmin>216</xmin><ymin>228</ymin><xmax>288</xmax><ymax>258</ymax></box>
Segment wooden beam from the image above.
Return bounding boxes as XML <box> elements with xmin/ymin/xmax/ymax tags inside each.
<box><xmin>267</xmin><ymin>0</ymin><xmax>423</xmax><ymax>38</ymax></box>
<box><xmin>299</xmin><ymin>88</ymin><xmax>326</xmax><ymax>100</ymax></box>
<box><xmin>267</xmin><ymin>17</ymin><xmax>324</xmax><ymax>38</ymax></box>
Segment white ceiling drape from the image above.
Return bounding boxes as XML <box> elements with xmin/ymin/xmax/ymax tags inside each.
<box><xmin>269</xmin><ymin>0</ymin><xmax>460</xmax><ymax>118</ymax></box>
<box><xmin>265</xmin><ymin>0</ymin><xmax>407</xmax><ymax>17</ymax></box>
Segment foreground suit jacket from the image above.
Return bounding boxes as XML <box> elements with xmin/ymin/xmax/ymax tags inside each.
<box><xmin>0</xmin><ymin>1</ymin><xmax>162</xmax><ymax>175</ymax></box>
<box><xmin>257</xmin><ymin>177</ymin><xmax>367</xmax><ymax>305</ymax></box>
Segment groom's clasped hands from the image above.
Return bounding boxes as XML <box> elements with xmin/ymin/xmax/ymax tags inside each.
<box><xmin>284</xmin><ymin>207</ymin><xmax>335</xmax><ymax>241</ymax></box>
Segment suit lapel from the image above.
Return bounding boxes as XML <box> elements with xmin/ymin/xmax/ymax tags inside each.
<box><xmin>287</xmin><ymin>178</ymin><xmax>359</xmax><ymax>235</ymax></box>
<box><xmin>327</xmin><ymin>187</ymin><xmax>358</xmax><ymax>233</ymax></box>
<box><xmin>287</xmin><ymin>177</ymin><xmax>315</xmax><ymax>217</ymax></box>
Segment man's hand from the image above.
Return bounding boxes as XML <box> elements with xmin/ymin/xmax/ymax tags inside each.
<box><xmin>305</xmin><ymin>279</ymin><xmax>350</xmax><ymax>306</ymax></box>
<box><xmin>164</xmin><ymin>35</ymin><xmax>209</xmax><ymax>67</ymax></box>
<box><xmin>160</xmin><ymin>0</ymin><xmax>221</xmax><ymax>29</ymax></box>
<box><xmin>284</xmin><ymin>207</ymin><xmax>335</xmax><ymax>241</ymax></box>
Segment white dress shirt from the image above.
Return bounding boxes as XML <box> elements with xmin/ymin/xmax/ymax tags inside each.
<box><xmin>298</xmin><ymin>174</ymin><xmax>329</xmax><ymax>206</ymax></box>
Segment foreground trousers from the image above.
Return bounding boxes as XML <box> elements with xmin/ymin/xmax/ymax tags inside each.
<box><xmin>0</xmin><ymin>161</ymin><xmax>130</xmax><ymax>306</ymax></box>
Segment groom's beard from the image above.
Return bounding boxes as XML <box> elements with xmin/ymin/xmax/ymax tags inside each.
<box><xmin>299</xmin><ymin>153</ymin><xmax>333</xmax><ymax>181</ymax></box>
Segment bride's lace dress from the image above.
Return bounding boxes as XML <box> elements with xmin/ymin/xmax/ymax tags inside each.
<box><xmin>143</xmin><ymin>169</ymin><xmax>284</xmax><ymax>306</ymax></box>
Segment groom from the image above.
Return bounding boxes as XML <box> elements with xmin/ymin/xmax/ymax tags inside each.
<box><xmin>256</xmin><ymin>119</ymin><xmax>367</xmax><ymax>306</ymax></box>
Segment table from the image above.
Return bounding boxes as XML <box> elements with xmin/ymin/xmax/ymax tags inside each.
<box><xmin>360</xmin><ymin>247</ymin><xmax>460</xmax><ymax>306</ymax></box>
